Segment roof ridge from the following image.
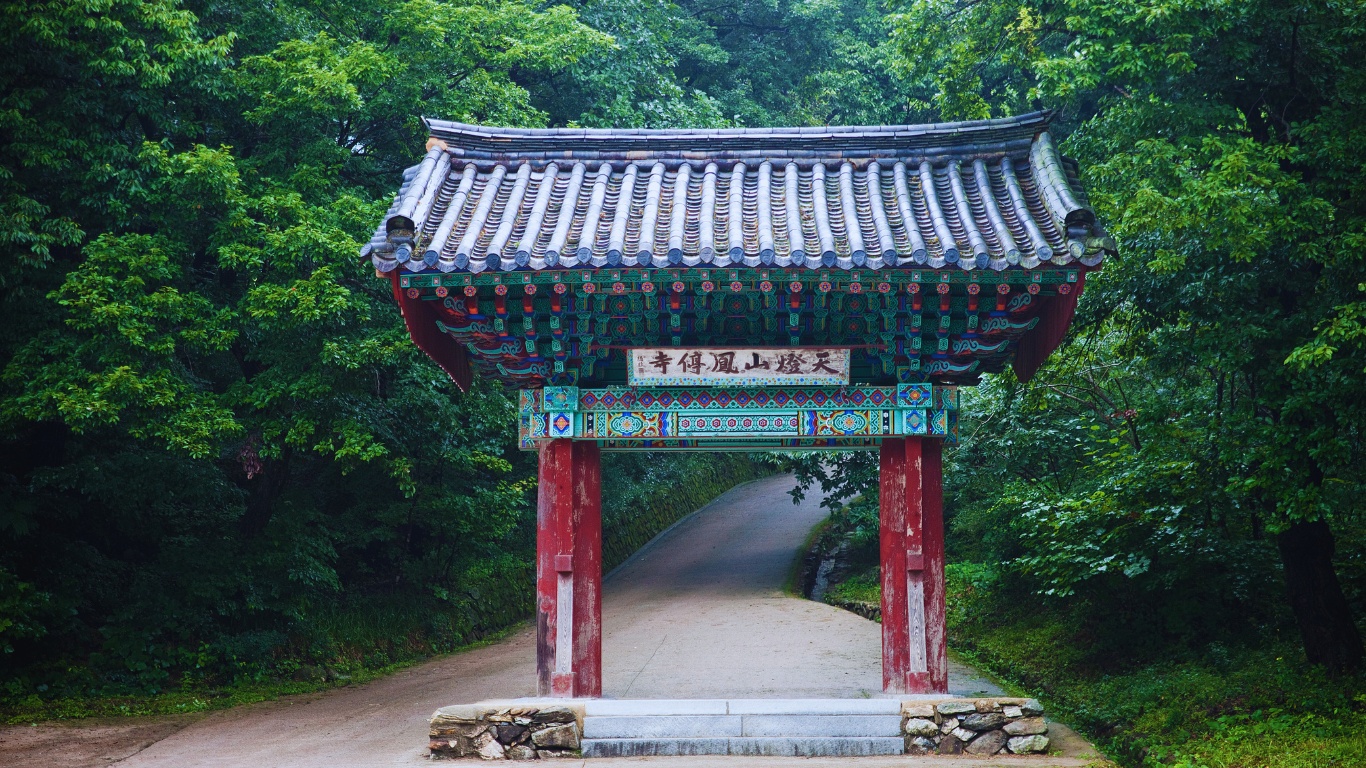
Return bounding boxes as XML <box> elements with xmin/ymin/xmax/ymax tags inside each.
<box><xmin>424</xmin><ymin>110</ymin><xmax>1054</xmax><ymax>140</ymax></box>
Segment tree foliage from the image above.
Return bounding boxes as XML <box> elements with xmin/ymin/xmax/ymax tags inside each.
<box><xmin>872</xmin><ymin>0</ymin><xmax>1366</xmax><ymax>671</ymax></box>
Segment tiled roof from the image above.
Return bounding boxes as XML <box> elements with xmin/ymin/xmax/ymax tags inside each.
<box><xmin>365</xmin><ymin>111</ymin><xmax>1114</xmax><ymax>274</ymax></box>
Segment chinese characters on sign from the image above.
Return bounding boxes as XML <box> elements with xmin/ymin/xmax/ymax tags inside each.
<box><xmin>627</xmin><ymin>347</ymin><xmax>851</xmax><ymax>387</ymax></box>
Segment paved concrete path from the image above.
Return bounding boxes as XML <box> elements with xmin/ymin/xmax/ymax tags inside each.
<box><xmin>598</xmin><ymin>475</ymin><xmax>1000</xmax><ymax>699</ymax></box>
<box><xmin>3</xmin><ymin>474</ymin><xmax>1095</xmax><ymax>767</ymax></box>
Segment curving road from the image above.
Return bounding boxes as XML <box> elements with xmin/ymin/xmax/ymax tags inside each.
<box><xmin>3</xmin><ymin>474</ymin><xmax>1025</xmax><ymax>768</ymax></box>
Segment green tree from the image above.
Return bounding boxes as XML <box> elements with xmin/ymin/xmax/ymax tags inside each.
<box><xmin>883</xmin><ymin>0</ymin><xmax>1366</xmax><ymax>671</ymax></box>
<box><xmin>534</xmin><ymin>0</ymin><xmax>732</xmax><ymax>128</ymax></box>
<box><xmin>0</xmin><ymin>0</ymin><xmax>607</xmax><ymax>690</ymax></box>
<box><xmin>674</xmin><ymin>0</ymin><xmax>910</xmax><ymax>126</ymax></box>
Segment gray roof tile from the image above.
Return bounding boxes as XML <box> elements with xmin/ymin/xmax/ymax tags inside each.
<box><xmin>369</xmin><ymin>112</ymin><xmax>1114</xmax><ymax>273</ymax></box>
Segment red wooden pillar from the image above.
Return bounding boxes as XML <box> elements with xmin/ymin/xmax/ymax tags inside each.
<box><xmin>571</xmin><ymin>441</ymin><xmax>603</xmax><ymax>697</ymax></box>
<box><xmin>879</xmin><ymin>437</ymin><xmax>947</xmax><ymax>693</ymax></box>
<box><xmin>536</xmin><ymin>439</ymin><xmax>602</xmax><ymax>697</ymax></box>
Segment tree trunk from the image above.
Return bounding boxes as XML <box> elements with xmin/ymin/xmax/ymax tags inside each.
<box><xmin>1277</xmin><ymin>519</ymin><xmax>1363</xmax><ymax>674</ymax></box>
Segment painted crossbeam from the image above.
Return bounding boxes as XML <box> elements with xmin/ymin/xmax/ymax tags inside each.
<box><xmin>393</xmin><ymin>265</ymin><xmax>1081</xmax><ymax>390</ymax></box>
<box><xmin>519</xmin><ymin>384</ymin><xmax>957</xmax><ymax>451</ymax></box>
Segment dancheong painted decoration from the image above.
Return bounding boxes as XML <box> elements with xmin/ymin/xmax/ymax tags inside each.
<box><xmin>368</xmin><ymin>111</ymin><xmax>1114</xmax><ymax>406</ymax></box>
<box><xmin>519</xmin><ymin>383</ymin><xmax>957</xmax><ymax>451</ymax></box>
<box><xmin>372</xmin><ymin>111</ymin><xmax>1110</xmax><ymax>698</ymax></box>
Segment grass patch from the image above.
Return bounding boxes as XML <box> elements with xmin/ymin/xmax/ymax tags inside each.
<box><xmin>1161</xmin><ymin>710</ymin><xmax>1366</xmax><ymax>768</ymax></box>
<box><xmin>825</xmin><ymin>568</ymin><xmax>879</xmax><ymax>605</ymax></box>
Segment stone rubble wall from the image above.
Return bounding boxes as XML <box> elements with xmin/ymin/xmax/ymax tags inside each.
<box><xmin>429</xmin><ymin>701</ymin><xmax>584</xmax><ymax>760</ymax></box>
<box><xmin>902</xmin><ymin>697</ymin><xmax>1050</xmax><ymax>755</ymax></box>
<box><xmin>431</xmin><ymin>697</ymin><xmax>1052</xmax><ymax>759</ymax></box>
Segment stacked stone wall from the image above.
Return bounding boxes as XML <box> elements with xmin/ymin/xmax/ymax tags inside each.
<box><xmin>430</xmin><ymin>702</ymin><xmax>583</xmax><ymax>760</ymax></box>
<box><xmin>902</xmin><ymin>697</ymin><xmax>1050</xmax><ymax>755</ymax></box>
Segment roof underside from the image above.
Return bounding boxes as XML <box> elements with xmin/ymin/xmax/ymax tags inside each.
<box><xmin>366</xmin><ymin>112</ymin><xmax>1115</xmax><ymax>275</ymax></box>
<box><xmin>372</xmin><ymin>113</ymin><xmax>1112</xmax><ymax>392</ymax></box>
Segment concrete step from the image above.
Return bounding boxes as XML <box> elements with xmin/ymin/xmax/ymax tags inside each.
<box><xmin>583</xmin><ymin>699</ymin><xmax>900</xmax><ymax>716</ymax></box>
<box><xmin>581</xmin><ymin>699</ymin><xmax>905</xmax><ymax>758</ymax></box>
<box><xmin>582</xmin><ymin>736</ymin><xmax>904</xmax><ymax>758</ymax></box>
<box><xmin>584</xmin><ymin>714</ymin><xmax>901</xmax><ymax>739</ymax></box>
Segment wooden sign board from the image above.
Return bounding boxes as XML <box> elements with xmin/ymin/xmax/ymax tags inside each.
<box><xmin>627</xmin><ymin>347</ymin><xmax>851</xmax><ymax>387</ymax></box>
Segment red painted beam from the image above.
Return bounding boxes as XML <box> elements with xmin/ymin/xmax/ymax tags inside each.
<box><xmin>387</xmin><ymin>271</ymin><xmax>473</xmax><ymax>391</ymax></box>
<box><xmin>879</xmin><ymin>437</ymin><xmax>947</xmax><ymax>694</ymax></box>
<box><xmin>1012</xmin><ymin>269</ymin><xmax>1090</xmax><ymax>382</ymax></box>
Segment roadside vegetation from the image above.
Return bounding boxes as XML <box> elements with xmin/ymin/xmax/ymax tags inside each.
<box><xmin>799</xmin><ymin>499</ymin><xmax>1366</xmax><ymax>768</ymax></box>
<box><xmin>948</xmin><ymin>564</ymin><xmax>1366</xmax><ymax>768</ymax></box>
<box><xmin>1</xmin><ymin>452</ymin><xmax>768</xmax><ymax>724</ymax></box>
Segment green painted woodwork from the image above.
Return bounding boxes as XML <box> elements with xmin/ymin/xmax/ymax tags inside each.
<box><xmin>518</xmin><ymin>383</ymin><xmax>958</xmax><ymax>451</ymax></box>
<box><xmin>405</xmin><ymin>266</ymin><xmax>1075</xmax><ymax>389</ymax></box>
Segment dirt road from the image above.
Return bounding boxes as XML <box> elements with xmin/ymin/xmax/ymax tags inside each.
<box><xmin>2</xmin><ymin>475</ymin><xmax>1015</xmax><ymax>767</ymax></box>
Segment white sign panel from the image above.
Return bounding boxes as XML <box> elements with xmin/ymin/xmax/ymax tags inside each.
<box><xmin>627</xmin><ymin>347</ymin><xmax>851</xmax><ymax>387</ymax></box>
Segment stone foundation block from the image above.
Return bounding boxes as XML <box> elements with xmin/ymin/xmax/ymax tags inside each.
<box><xmin>903</xmin><ymin>717</ymin><xmax>939</xmax><ymax>737</ymax></box>
<box><xmin>1004</xmin><ymin>716</ymin><xmax>1048</xmax><ymax>736</ymax></box>
<box><xmin>895</xmin><ymin>696</ymin><xmax>1051</xmax><ymax>757</ymax></box>
<box><xmin>960</xmin><ymin>712</ymin><xmax>1007</xmax><ymax>731</ymax></box>
<box><xmin>431</xmin><ymin>696</ymin><xmax>1058</xmax><ymax>759</ymax></box>
<box><xmin>530</xmin><ymin>723</ymin><xmax>579</xmax><ymax>750</ymax></box>
<box><xmin>430</xmin><ymin>700</ymin><xmax>586</xmax><ymax>760</ymax></box>
<box><xmin>937</xmin><ymin>734</ymin><xmax>964</xmax><ymax>754</ymax></box>
<box><xmin>902</xmin><ymin>703</ymin><xmax>936</xmax><ymax>718</ymax></box>
<box><xmin>964</xmin><ymin>729</ymin><xmax>1008</xmax><ymax>755</ymax></box>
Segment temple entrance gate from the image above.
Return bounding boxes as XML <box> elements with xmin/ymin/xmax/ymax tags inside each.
<box><xmin>367</xmin><ymin>112</ymin><xmax>1113</xmax><ymax>699</ymax></box>
<box><xmin>524</xmin><ymin>381</ymin><xmax>956</xmax><ymax>697</ymax></box>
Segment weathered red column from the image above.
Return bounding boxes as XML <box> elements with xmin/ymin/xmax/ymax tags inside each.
<box><xmin>571</xmin><ymin>441</ymin><xmax>603</xmax><ymax>697</ymax></box>
<box><xmin>879</xmin><ymin>438</ymin><xmax>910</xmax><ymax>691</ymax></box>
<box><xmin>879</xmin><ymin>437</ymin><xmax>947</xmax><ymax>693</ymax></box>
<box><xmin>535</xmin><ymin>439</ymin><xmax>602</xmax><ymax>697</ymax></box>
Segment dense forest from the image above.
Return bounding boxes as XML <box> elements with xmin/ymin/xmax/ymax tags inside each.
<box><xmin>3</xmin><ymin>0</ymin><xmax>1366</xmax><ymax>765</ymax></box>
